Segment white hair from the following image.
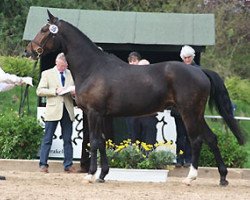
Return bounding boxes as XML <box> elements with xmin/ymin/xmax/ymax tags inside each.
<box><xmin>180</xmin><ymin>45</ymin><xmax>195</xmax><ymax>60</ymax></box>
<box><xmin>138</xmin><ymin>59</ymin><xmax>150</xmax><ymax>65</ymax></box>
<box><xmin>56</xmin><ymin>52</ymin><xmax>67</xmax><ymax>62</ymax></box>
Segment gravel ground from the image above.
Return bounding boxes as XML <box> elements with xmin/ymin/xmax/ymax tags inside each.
<box><xmin>0</xmin><ymin>170</ymin><xmax>249</xmax><ymax>200</ymax></box>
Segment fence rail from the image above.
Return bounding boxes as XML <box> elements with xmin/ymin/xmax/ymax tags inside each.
<box><xmin>205</xmin><ymin>115</ymin><xmax>250</xmax><ymax>121</ymax></box>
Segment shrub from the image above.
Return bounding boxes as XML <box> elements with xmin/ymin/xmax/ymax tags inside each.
<box><xmin>0</xmin><ymin>111</ymin><xmax>44</xmax><ymax>159</ymax></box>
<box><xmin>0</xmin><ymin>56</ymin><xmax>40</xmax><ymax>86</ymax></box>
<box><xmin>199</xmin><ymin>128</ymin><xmax>248</xmax><ymax>168</ymax></box>
<box><xmin>146</xmin><ymin>150</ymin><xmax>175</xmax><ymax>169</ymax></box>
<box><xmin>225</xmin><ymin>76</ymin><xmax>250</xmax><ymax>104</ymax></box>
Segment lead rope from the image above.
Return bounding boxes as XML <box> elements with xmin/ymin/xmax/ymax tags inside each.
<box><xmin>18</xmin><ymin>59</ymin><xmax>38</xmax><ymax>117</ymax></box>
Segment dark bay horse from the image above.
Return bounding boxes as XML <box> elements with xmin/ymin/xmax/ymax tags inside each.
<box><xmin>25</xmin><ymin>10</ymin><xmax>245</xmax><ymax>186</ymax></box>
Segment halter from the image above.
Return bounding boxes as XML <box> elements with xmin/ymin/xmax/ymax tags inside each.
<box><xmin>30</xmin><ymin>23</ymin><xmax>58</xmax><ymax>58</ymax></box>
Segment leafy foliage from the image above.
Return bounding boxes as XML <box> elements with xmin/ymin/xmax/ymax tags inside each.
<box><xmin>0</xmin><ymin>56</ymin><xmax>40</xmax><ymax>85</ymax></box>
<box><xmin>0</xmin><ymin>56</ymin><xmax>40</xmax><ymax>116</ymax></box>
<box><xmin>146</xmin><ymin>150</ymin><xmax>175</xmax><ymax>169</ymax></box>
<box><xmin>225</xmin><ymin>76</ymin><xmax>250</xmax><ymax>104</ymax></box>
<box><xmin>199</xmin><ymin>1</ymin><xmax>250</xmax><ymax>79</ymax></box>
<box><xmin>0</xmin><ymin>111</ymin><xmax>44</xmax><ymax>159</ymax></box>
<box><xmin>199</xmin><ymin>128</ymin><xmax>248</xmax><ymax>168</ymax></box>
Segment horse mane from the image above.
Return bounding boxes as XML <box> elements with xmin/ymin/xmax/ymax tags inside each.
<box><xmin>60</xmin><ymin>19</ymin><xmax>101</xmax><ymax>51</ymax></box>
<box><xmin>59</xmin><ymin>19</ymin><xmax>128</xmax><ymax>66</ymax></box>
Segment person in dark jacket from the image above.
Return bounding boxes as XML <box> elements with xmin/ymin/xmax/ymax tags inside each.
<box><xmin>172</xmin><ymin>45</ymin><xmax>200</xmax><ymax>167</ymax></box>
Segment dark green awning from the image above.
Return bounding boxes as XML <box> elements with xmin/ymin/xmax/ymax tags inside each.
<box><xmin>23</xmin><ymin>6</ymin><xmax>215</xmax><ymax>46</ymax></box>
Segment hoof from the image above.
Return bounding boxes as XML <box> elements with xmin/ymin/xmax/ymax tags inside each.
<box><xmin>84</xmin><ymin>174</ymin><xmax>95</xmax><ymax>183</ymax></box>
<box><xmin>96</xmin><ymin>178</ymin><xmax>105</xmax><ymax>183</ymax></box>
<box><xmin>77</xmin><ymin>168</ymin><xmax>89</xmax><ymax>173</ymax></box>
<box><xmin>220</xmin><ymin>180</ymin><xmax>229</xmax><ymax>186</ymax></box>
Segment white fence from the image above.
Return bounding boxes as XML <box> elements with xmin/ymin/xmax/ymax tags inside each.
<box><xmin>205</xmin><ymin>115</ymin><xmax>250</xmax><ymax>121</ymax></box>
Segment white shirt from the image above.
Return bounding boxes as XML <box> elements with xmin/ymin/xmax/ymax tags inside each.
<box><xmin>0</xmin><ymin>67</ymin><xmax>22</xmax><ymax>92</ymax></box>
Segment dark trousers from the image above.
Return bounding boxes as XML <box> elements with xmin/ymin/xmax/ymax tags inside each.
<box><xmin>125</xmin><ymin>117</ymin><xmax>136</xmax><ymax>140</ymax></box>
<box><xmin>174</xmin><ymin>117</ymin><xmax>192</xmax><ymax>164</ymax></box>
<box><xmin>132</xmin><ymin>116</ymin><xmax>158</xmax><ymax>145</ymax></box>
<box><xmin>39</xmin><ymin>106</ymin><xmax>73</xmax><ymax>169</ymax></box>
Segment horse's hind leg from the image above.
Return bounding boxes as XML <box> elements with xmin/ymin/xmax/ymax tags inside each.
<box><xmin>202</xmin><ymin>123</ymin><xmax>228</xmax><ymax>186</ymax></box>
<box><xmin>184</xmin><ymin>118</ymin><xmax>228</xmax><ymax>186</ymax></box>
<box><xmin>182</xmin><ymin>132</ymin><xmax>203</xmax><ymax>186</ymax></box>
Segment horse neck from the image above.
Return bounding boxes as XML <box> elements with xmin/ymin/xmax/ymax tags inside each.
<box><xmin>59</xmin><ymin>21</ymin><xmax>102</xmax><ymax>79</ymax></box>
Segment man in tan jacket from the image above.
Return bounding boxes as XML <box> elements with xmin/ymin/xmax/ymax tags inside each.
<box><xmin>37</xmin><ymin>53</ymin><xmax>75</xmax><ymax>173</ymax></box>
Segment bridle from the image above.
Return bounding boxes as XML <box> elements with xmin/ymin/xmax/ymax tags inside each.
<box><xmin>30</xmin><ymin>23</ymin><xmax>57</xmax><ymax>58</ymax></box>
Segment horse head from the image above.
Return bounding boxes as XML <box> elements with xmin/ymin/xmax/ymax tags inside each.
<box><xmin>25</xmin><ymin>10</ymin><xmax>61</xmax><ymax>60</ymax></box>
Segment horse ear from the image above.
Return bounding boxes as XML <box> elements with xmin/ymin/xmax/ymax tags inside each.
<box><xmin>47</xmin><ymin>10</ymin><xmax>54</xmax><ymax>21</ymax></box>
<box><xmin>47</xmin><ymin>10</ymin><xmax>58</xmax><ymax>23</ymax></box>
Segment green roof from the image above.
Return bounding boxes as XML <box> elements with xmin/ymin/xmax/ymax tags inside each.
<box><xmin>23</xmin><ymin>6</ymin><xmax>215</xmax><ymax>46</ymax></box>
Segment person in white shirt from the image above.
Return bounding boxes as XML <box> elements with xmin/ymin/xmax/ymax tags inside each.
<box><xmin>0</xmin><ymin>66</ymin><xmax>32</xmax><ymax>92</ymax></box>
<box><xmin>0</xmin><ymin>66</ymin><xmax>32</xmax><ymax>180</ymax></box>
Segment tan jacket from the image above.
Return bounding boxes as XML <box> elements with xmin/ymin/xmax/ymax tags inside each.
<box><xmin>36</xmin><ymin>67</ymin><xmax>75</xmax><ymax>121</ymax></box>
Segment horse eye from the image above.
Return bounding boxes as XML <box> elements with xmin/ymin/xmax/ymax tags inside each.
<box><xmin>41</xmin><ymin>27</ymin><xmax>48</xmax><ymax>33</ymax></box>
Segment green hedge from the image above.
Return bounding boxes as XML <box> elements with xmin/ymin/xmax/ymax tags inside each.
<box><xmin>0</xmin><ymin>56</ymin><xmax>40</xmax><ymax>86</ymax></box>
<box><xmin>0</xmin><ymin>111</ymin><xmax>44</xmax><ymax>159</ymax></box>
<box><xmin>199</xmin><ymin>127</ymin><xmax>248</xmax><ymax>168</ymax></box>
<box><xmin>225</xmin><ymin>76</ymin><xmax>250</xmax><ymax>105</ymax></box>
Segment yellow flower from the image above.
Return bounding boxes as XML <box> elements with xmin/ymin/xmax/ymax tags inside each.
<box><xmin>141</xmin><ymin>143</ymin><xmax>151</xmax><ymax>151</ymax></box>
<box><xmin>179</xmin><ymin>150</ymin><xmax>184</xmax><ymax>155</ymax></box>
<box><xmin>154</xmin><ymin>143</ymin><xmax>159</xmax><ymax>147</ymax></box>
<box><xmin>114</xmin><ymin>145</ymin><xmax>125</xmax><ymax>152</ymax></box>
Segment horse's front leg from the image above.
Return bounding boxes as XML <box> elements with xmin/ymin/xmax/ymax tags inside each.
<box><xmin>84</xmin><ymin>110</ymin><xmax>103</xmax><ymax>183</ymax></box>
<box><xmin>84</xmin><ymin>134</ymin><xmax>99</xmax><ymax>183</ymax></box>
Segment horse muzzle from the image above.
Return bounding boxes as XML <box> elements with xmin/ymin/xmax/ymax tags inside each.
<box><xmin>24</xmin><ymin>49</ymin><xmax>40</xmax><ymax>60</ymax></box>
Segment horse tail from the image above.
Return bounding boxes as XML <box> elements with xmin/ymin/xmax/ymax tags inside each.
<box><xmin>202</xmin><ymin>69</ymin><xmax>245</xmax><ymax>145</ymax></box>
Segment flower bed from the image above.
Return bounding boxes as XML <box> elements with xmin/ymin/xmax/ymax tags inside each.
<box><xmin>94</xmin><ymin>140</ymin><xmax>175</xmax><ymax>182</ymax></box>
<box><xmin>104</xmin><ymin>139</ymin><xmax>175</xmax><ymax>169</ymax></box>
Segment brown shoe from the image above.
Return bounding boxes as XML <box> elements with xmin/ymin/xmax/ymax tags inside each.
<box><xmin>40</xmin><ymin>166</ymin><xmax>49</xmax><ymax>173</ymax></box>
<box><xmin>175</xmin><ymin>163</ymin><xmax>182</xmax><ymax>168</ymax></box>
<box><xmin>0</xmin><ymin>176</ymin><xmax>6</xmax><ymax>180</ymax></box>
<box><xmin>64</xmin><ymin>166</ymin><xmax>77</xmax><ymax>173</ymax></box>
